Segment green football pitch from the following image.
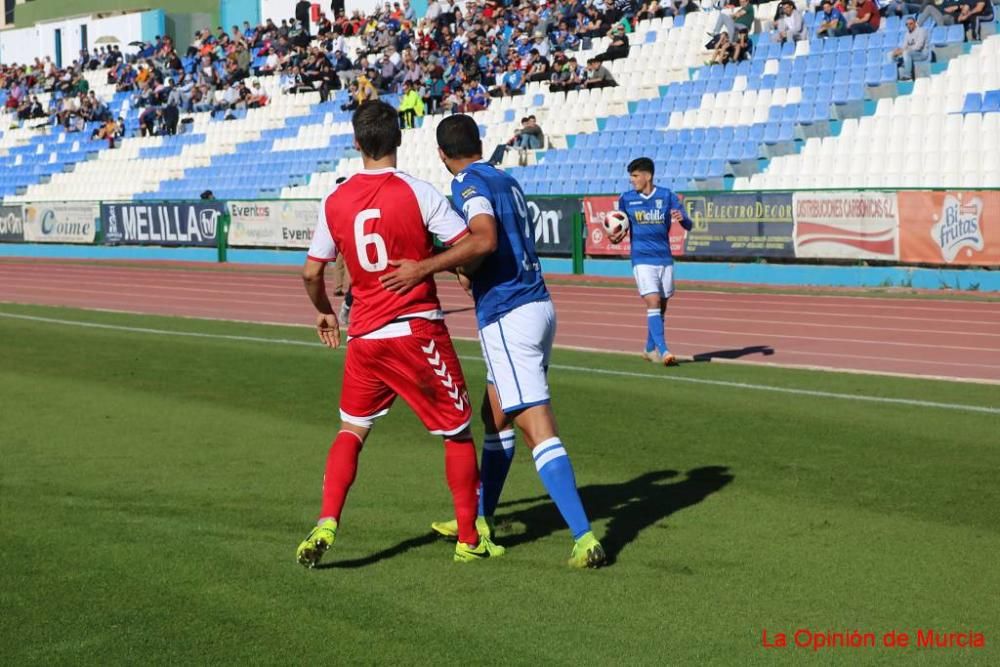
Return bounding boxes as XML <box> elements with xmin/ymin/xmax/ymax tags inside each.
<box><xmin>2</xmin><ymin>303</ymin><xmax>998</xmax><ymax>665</ymax></box>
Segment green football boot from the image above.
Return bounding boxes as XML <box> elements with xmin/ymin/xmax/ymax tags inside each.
<box><xmin>296</xmin><ymin>518</ymin><xmax>338</xmax><ymax>568</ymax></box>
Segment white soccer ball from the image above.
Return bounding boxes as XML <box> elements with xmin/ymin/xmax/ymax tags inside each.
<box><xmin>603</xmin><ymin>210</ymin><xmax>629</xmax><ymax>236</ymax></box>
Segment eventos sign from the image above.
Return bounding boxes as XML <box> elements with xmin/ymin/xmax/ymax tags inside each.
<box><xmin>227</xmin><ymin>200</ymin><xmax>319</xmax><ymax>248</ymax></box>
<box><xmin>102</xmin><ymin>202</ymin><xmax>225</xmax><ymax>246</ymax></box>
<box><xmin>22</xmin><ymin>203</ymin><xmax>98</xmax><ymax>243</ymax></box>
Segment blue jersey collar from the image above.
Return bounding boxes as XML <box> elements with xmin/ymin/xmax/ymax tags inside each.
<box><xmin>638</xmin><ymin>186</ymin><xmax>658</xmax><ymax>200</ymax></box>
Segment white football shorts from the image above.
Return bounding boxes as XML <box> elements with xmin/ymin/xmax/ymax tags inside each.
<box><xmin>633</xmin><ymin>263</ymin><xmax>675</xmax><ymax>299</ymax></box>
<box><xmin>478</xmin><ymin>299</ymin><xmax>556</xmax><ymax>414</ymax></box>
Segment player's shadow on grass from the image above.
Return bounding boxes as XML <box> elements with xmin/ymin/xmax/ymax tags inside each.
<box><xmin>317</xmin><ymin>533</ymin><xmax>441</xmax><ymax>569</ymax></box>
<box><xmin>495</xmin><ymin>466</ymin><xmax>734</xmax><ymax>564</ymax></box>
<box><xmin>318</xmin><ymin>466</ymin><xmax>732</xmax><ymax>568</ymax></box>
<box><xmin>688</xmin><ymin>346</ymin><xmax>774</xmax><ymax>362</ymax></box>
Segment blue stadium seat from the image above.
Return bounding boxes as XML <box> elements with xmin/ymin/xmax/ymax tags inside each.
<box><xmin>983</xmin><ymin>90</ymin><xmax>1000</xmax><ymax>113</ymax></box>
<box><xmin>814</xmin><ymin>86</ymin><xmax>833</xmax><ymax>104</ymax></box>
<box><xmin>945</xmin><ymin>24</ymin><xmax>964</xmax><ymax>43</ymax></box>
<box><xmin>880</xmin><ymin>62</ymin><xmax>896</xmax><ymax>84</ymax></box>
<box><xmin>962</xmin><ymin>92</ymin><xmax>983</xmax><ymax>113</ymax></box>
<box><xmin>761</xmin><ymin>42</ymin><xmax>781</xmax><ymax>60</ymax></box>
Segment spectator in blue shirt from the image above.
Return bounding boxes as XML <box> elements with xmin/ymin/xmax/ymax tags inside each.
<box><xmin>816</xmin><ymin>0</ymin><xmax>848</xmax><ymax>37</ymax></box>
<box><xmin>490</xmin><ymin>61</ymin><xmax>524</xmax><ymax>97</ymax></box>
<box><xmin>466</xmin><ymin>79</ymin><xmax>490</xmax><ymax>110</ymax></box>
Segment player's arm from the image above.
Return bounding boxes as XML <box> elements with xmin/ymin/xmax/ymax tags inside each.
<box><xmin>380</xmin><ymin>213</ymin><xmax>497</xmax><ymax>294</ymax></box>
<box><xmin>380</xmin><ymin>177</ymin><xmax>498</xmax><ymax>294</ymax></box>
<box><xmin>303</xmin><ymin>209</ymin><xmax>341</xmax><ymax>348</ymax></box>
<box><xmin>670</xmin><ymin>192</ymin><xmax>693</xmax><ymax>231</ymax></box>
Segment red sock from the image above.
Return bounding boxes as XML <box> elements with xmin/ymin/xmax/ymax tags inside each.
<box><xmin>319</xmin><ymin>430</ymin><xmax>364</xmax><ymax>522</ymax></box>
<box><xmin>444</xmin><ymin>437</ymin><xmax>481</xmax><ymax>546</ymax></box>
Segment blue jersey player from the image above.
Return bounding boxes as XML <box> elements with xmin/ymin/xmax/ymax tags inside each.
<box><xmin>380</xmin><ymin>114</ymin><xmax>605</xmax><ymax>568</ymax></box>
<box><xmin>609</xmin><ymin>157</ymin><xmax>693</xmax><ymax>366</ymax></box>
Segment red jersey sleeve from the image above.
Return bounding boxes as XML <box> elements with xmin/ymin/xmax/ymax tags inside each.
<box><xmin>396</xmin><ymin>172</ymin><xmax>469</xmax><ymax>246</ymax></box>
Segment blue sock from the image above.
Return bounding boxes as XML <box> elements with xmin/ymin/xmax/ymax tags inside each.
<box><xmin>647</xmin><ymin>309</ymin><xmax>667</xmax><ymax>356</ymax></box>
<box><xmin>532</xmin><ymin>438</ymin><xmax>591</xmax><ymax>540</ymax></box>
<box><xmin>478</xmin><ymin>430</ymin><xmax>515</xmax><ymax>517</ymax></box>
<box><xmin>645</xmin><ymin>328</ymin><xmax>655</xmax><ymax>353</ymax></box>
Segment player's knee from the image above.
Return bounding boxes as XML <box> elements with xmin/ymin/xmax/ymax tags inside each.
<box><xmin>514</xmin><ymin>404</ymin><xmax>558</xmax><ymax>448</ymax></box>
<box><xmin>339</xmin><ymin>421</ymin><xmax>370</xmax><ymax>443</ymax></box>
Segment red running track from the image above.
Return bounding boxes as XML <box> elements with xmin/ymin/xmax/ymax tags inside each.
<box><xmin>1</xmin><ymin>260</ymin><xmax>999</xmax><ymax>383</ymax></box>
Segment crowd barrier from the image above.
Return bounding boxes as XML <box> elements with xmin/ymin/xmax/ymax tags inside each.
<box><xmin>1</xmin><ymin>189</ymin><xmax>997</xmax><ymax>269</ymax></box>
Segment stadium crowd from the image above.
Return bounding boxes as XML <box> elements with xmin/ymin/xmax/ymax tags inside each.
<box><xmin>0</xmin><ymin>0</ymin><xmax>996</xmax><ymax>137</ymax></box>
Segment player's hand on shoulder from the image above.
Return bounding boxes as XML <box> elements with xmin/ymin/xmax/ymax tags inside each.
<box><xmin>380</xmin><ymin>259</ymin><xmax>428</xmax><ymax>294</ymax></box>
<box><xmin>315</xmin><ymin>312</ymin><xmax>341</xmax><ymax>348</ymax></box>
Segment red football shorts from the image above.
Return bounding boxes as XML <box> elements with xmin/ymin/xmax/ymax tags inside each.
<box><xmin>338</xmin><ymin>318</ymin><xmax>473</xmax><ymax>436</ymax></box>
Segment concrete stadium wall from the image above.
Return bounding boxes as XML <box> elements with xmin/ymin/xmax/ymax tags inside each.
<box><xmin>221</xmin><ymin>0</ymin><xmax>260</xmax><ymax>30</ymax></box>
<box><xmin>0</xmin><ymin>10</ymin><xmax>163</xmax><ymax>66</ymax></box>
<box><xmin>12</xmin><ymin>0</ymin><xmax>216</xmax><ymax>29</ymax></box>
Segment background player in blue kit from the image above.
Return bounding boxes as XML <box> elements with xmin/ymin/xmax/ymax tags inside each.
<box><xmin>380</xmin><ymin>114</ymin><xmax>605</xmax><ymax>568</ymax></box>
<box><xmin>609</xmin><ymin>157</ymin><xmax>693</xmax><ymax>366</ymax></box>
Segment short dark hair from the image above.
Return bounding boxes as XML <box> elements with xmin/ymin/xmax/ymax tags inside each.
<box><xmin>628</xmin><ymin>157</ymin><xmax>655</xmax><ymax>175</ymax></box>
<box><xmin>352</xmin><ymin>100</ymin><xmax>401</xmax><ymax>160</ymax></box>
<box><xmin>436</xmin><ymin>114</ymin><xmax>483</xmax><ymax>159</ymax></box>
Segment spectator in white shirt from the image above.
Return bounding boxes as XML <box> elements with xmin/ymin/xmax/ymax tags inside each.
<box><xmin>772</xmin><ymin>1</ymin><xmax>806</xmax><ymax>43</ymax></box>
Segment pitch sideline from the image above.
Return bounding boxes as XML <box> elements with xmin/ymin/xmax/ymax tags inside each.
<box><xmin>2</xmin><ymin>310</ymin><xmax>997</xmax><ymax>416</ymax></box>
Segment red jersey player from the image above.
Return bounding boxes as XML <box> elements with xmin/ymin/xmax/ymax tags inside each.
<box><xmin>296</xmin><ymin>100</ymin><xmax>503</xmax><ymax>567</ymax></box>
